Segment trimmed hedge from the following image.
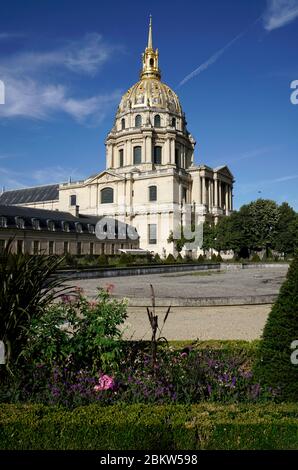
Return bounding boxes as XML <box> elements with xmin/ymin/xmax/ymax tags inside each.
<box><xmin>0</xmin><ymin>403</ymin><xmax>297</xmax><ymax>450</ymax></box>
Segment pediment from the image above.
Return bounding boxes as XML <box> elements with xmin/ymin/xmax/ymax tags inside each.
<box><xmin>86</xmin><ymin>170</ymin><xmax>124</xmax><ymax>185</ymax></box>
<box><xmin>214</xmin><ymin>165</ymin><xmax>234</xmax><ymax>180</ymax></box>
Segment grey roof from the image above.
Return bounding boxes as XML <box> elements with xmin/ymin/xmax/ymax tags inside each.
<box><xmin>0</xmin><ymin>205</ymin><xmax>138</xmax><ymax>238</ymax></box>
<box><xmin>0</xmin><ymin>184</ymin><xmax>59</xmax><ymax>205</ymax></box>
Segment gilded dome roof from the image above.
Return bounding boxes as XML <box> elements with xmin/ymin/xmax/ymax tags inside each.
<box><xmin>117</xmin><ymin>78</ymin><xmax>182</xmax><ymax>116</ymax></box>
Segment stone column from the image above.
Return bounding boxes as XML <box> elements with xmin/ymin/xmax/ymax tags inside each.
<box><xmin>166</xmin><ymin>138</ymin><xmax>171</xmax><ymax>164</ymax></box>
<box><xmin>229</xmin><ymin>186</ymin><xmax>233</xmax><ymax>211</ymax></box>
<box><xmin>225</xmin><ymin>184</ymin><xmax>229</xmax><ymax>212</ymax></box>
<box><xmin>127</xmin><ymin>140</ymin><xmax>132</xmax><ymax>166</ymax></box>
<box><xmin>214</xmin><ymin>179</ymin><xmax>218</xmax><ymax>207</ymax></box>
<box><xmin>198</xmin><ymin>174</ymin><xmax>202</xmax><ymax>204</ymax></box>
<box><xmin>145</xmin><ymin>135</ymin><xmax>152</xmax><ymax>163</ymax></box>
<box><xmin>171</xmin><ymin>138</ymin><xmax>175</xmax><ymax>165</ymax></box>
<box><xmin>202</xmin><ymin>176</ymin><xmax>206</xmax><ymax>204</ymax></box>
<box><xmin>218</xmin><ymin>181</ymin><xmax>222</xmax><ymax>208</ymax></box>
<box><xmin>106</xmin><ymin>144</ymin><xmax>112</xmax><ymax>169</ymax></box>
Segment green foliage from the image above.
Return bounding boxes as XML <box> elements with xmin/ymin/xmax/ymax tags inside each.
<box><xmin>202</xmin><ymin>221</ymin><xmax>216</xmax><ymax>251</ymax></box>
<box><xmin>0</xmin><ymin>239</ymin><xmax>69</xmax><ymax>365</ymax></box>
<box><xmin>22</xmin><ymin>289</ymin><xmax>128</xmax><ymax>372</ymax></box>
<box><xmin>251</xmin><ymin>253</ymin><xmax>261</xmax><ymax>262</ymax></box>
<box><xmin>176</xmin><ymin>253</ymin><xmax>183</xmax><ymax>263</ymax></box>
<box><xmin>255</xmin><ymin>253</ymin><xmax>298</xmax><ymax>400</ymax></box>
<box><xmin>164</xmin><ymin>253</ymin><xmax>176</xmax><ymax>264</ymax></box>
<box><xmin>0</xmin><ymin>403</ymin><xmax>297</xmax><ymax>450</ymax></box>
<box><xmin>273</xmin><ymin>203</ymin><xmax>298</xmax><ymax>256</ymax></box>
<box><xmin>97</xmin><ymin>254</ymin><xmax>109</xmax><ymax>266</ymax></box>
<box><xmin>197</xmin><ymin>254</ymin><xmax>205</xmax><ymax>263</ymax></box>
<box><xmin>211</xmin><ymin>253</ymin><xmax>217</xmax><ymax>262</ymax></box>
<box><xmin>216</xmin><ymin>253</ymin><xmax>223</xmax><ymax>262</ymax></box>
<box><xmin>153</xmin><ymin>253</ymin><xmax>162</xmax><ymax>264</ymax></box>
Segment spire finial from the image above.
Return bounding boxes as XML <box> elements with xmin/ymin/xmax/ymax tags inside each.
<box><xmin>148</xmin><ymin>14</ymin><xmax>153</xmax><ymax>49</ymax></box>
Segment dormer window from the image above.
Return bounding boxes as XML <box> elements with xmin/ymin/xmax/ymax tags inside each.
<box><xmin>62</xmin><ymin>221</ymin><xmax>70</xmax><ymax>232</ymax></box>
<box><xmin>0</xmin><ymin>216</ymin><xmax>7</xmax><ymax>228</ymax></box>
<box><xmin>47</xmin><ymin>220</ymin><xmax>55</xmax><ymax>231</ymax></box>
<box><xmin>15</xmin><ymin>217</ymin><xmax>25</xmax><ymax>229</ymax></box>
<box><xmin>88</xmin><ymin>224</ymin><xmax>95</xmax><ymax>234</ymax></box>
<box><xmin>76</xmin><ymin>223</ymin><xmax>83</xmax><ymax>233</ymax></box>
<box><xmin>31</xmin><ymin>218</ymin><xmax>40</xmax><ymax>230</ymax></box>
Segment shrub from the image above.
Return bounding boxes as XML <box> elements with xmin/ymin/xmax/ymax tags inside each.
<box><xmin>164</xmin><ymin>254</ymin><xmax>176</xmax><ymax>264</ymax></box>
<box><xmin>251</xmin><ymin>253</ymin><xmax>261</xmax><ymax>262</ymax></box>
<box><xmin>176</xmin><ymin>253</ymin><xmax>183</xmax><ymax>263</ymax></box>
<box><xmin>255</xmin><ymin>253</ymin><xmax>298</xmax><ymax>400</ymax></box>
<box><xmin>153</xmin><ymin>253</ymin><xmax>162</xmax><ymax>264</ymax></box>
<box><xmin>197</xmin><ymin>254</ymin><xmax>205</xmax><ymax>263</ymax></box>
<box><xmin>0</xmin><ymin>240</ymin><xmax>69</xmax><ymax>365</ymax></box>
<box><xmin>211</xmin><ymin>253</ymin><xmax>217</xmax><ymax>262</ymax></box>
<box><xmin>97</xmin><ymin>254</ymin><xmax>109</xmax><ymax>266</ymax></box>
<box><xmin>22</xmin><ymin>289</ymin><xmax>128</xmax><ymax>372</ymax></box>
<box><xmin>0</xmin><ymin>403</ymin><xmax>297</xmax><ymax>450</ymax></box>
<box><xmin>216</xmin><ymin>254</ymin><xmax>223</xmax><ymax>262</ymax></box>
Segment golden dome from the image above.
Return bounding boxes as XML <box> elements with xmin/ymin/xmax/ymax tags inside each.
<box><xmin>117</xmin><ymin>78</ymin><xmax>182</xmax><ymax>116</ymax></box>
<box><xmin>117</xmin><ymin>16</ymin><xmax>183</xmax><ymax>117</ymax></box>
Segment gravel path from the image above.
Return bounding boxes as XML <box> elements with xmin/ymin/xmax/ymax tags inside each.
<box><xmin>123</xmin><ymin>305</ymin><xmax>270</xmax><ymax>341</ymax></box>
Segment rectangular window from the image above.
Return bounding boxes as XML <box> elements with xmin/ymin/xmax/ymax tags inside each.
<box><xmin>101</xmin><ymin>244</ymin><xmax>105</xmax><ymax>255</ymax></box>
<box><xmin>77</xmin><ymin>242</ymin><xmax>82</xmax><ymax>255</ymax></box>
<box><xmin>133</xmin><ymin>146</ymin><xmax>142</xmax><ymax>164</ymax></box>
<box><xmin>149</xmin><ymin>185</ymin><xmax>157</xmax><ymax>202</ymax></box>
<box><xmin>90</xmin><ymin>242</ymin><xmax>94</xmax><ymax>255</ymax></box>
<box><xmin>17</xmin><ymin>239</ymin><xmax>23</xmax><ymax>254</ymax></box>
<box><xmin>63</xmin><ymin>241</ymin><xmax>69</xmax><ymax>254</ymax></box>
<box><xmin>70</xmin><ymin>195</ymin><xmax>77</xmax><ymax>206</ymax></box>
<box><xmin>148</xmin><ymin>224</ymin><xmax>157</xmax><ymax>244</ymax></box>
<box><xmin>0</xmin><ymin>240</ymin><xmax>5</xmax><ymax>253</ymax></box>
<box><xmin>49</xmin><ymin>241</ymin><xmax>54</xmax><ymax>255</ymax></box>
<box><xmin>182</xmin><ymin>187</ymin><xmax>187</xmax><ymax>203</ymax></box>
<box><xmin>175</xmin><ymin>148</ymin><xmax>180</xmax><ymax>167</ymax></box>
<box><xmin>153</xmin><ymin>146</ymin><xmax>162</xmax><ymax>164</ymax></box>
<box><xmin>33</xmin><ymin>240</ymin><xmax>40</xmax><ymax>255</ymax></box>
<box><xmin>119</xmin><ymin>149</ymin><xmax>124</xmax><ymax>167</ymax></box>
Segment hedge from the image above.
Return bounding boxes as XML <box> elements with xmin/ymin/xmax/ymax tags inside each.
<box><xmin>0</xmin><ymin>403</ymin><xmax>297</xmax><ymax>450</ymax></box>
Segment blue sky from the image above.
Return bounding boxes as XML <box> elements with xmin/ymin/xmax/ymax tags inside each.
<box><xmin>0</xmin><ymin>0</ymin><xmax>298</xmax><ymax>209</ymax></box>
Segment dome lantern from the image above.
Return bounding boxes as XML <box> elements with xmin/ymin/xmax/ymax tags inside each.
<box><xmin>141</xmin><ymin>15</ymin><xmax>161</xmax><ymax>80</ymax></box>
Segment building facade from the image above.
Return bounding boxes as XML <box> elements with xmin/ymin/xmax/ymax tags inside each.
<box><xmin>0</xmin><ymin>18</ymin><xmax>234</xmax><ymax>257</ymax></box>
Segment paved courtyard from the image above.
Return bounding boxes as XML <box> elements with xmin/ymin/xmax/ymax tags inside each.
<box><xmin>69</xmin><ymin>266</ymin><xmax>288</xmax><ymax>340</ymax></box>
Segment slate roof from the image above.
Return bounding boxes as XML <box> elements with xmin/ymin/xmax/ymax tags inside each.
<box><xmin>0</xmin><ymin>205</ymin><xmax>138</xmax><ymax>238</ymax></box>
<box><xmin>0</xmin><ymin>184</ymin><xmax>59</xmax><ymax>205</ymax></box>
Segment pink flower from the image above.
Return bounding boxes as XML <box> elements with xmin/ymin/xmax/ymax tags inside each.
<box><xmin>89</xmin><ymin>300</ymin><xmax>98</xmax><ymax>308</ymax></box>
<box><xmin>61</xmin><ymin>294</ymin><xmax>72</xmax><ymax>304</ymax></box>
<box><xmin>105</xmin><ymin>283</ymin><xmax>115</xmax><ymax>294</ymax></box>
<box><xmin>93</xmin><ymin>374</ymin><xmax>115</xmax><ymax>391</ymax></box>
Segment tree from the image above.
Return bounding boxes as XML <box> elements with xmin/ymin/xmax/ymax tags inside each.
<box><xmin>202</xmin><ymin>221</ymin><xmax>216</xmax><ymax>252</ymax></box>
<box><xmin>273</xmin><ymin>203</ymin><xmax>297</xmax><ymax>256</ymax></box>
<box><xmin>254</xmin><ymin>252</ymin><xmax>298</xmax><ymax>400</ymax></box>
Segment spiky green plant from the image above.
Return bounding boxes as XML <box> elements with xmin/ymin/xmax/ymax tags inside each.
<box><xmin>0</xmin><ymin>239</ymin><xmax>70</xmax><ymax>366</ymax></box>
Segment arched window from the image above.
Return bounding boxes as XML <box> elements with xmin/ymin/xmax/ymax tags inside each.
<box><xmin>149</xmin><ymin>185</ymin><xmax>157</xmax><ymax>202</ymax></box>
<box><xmin>149</xmin><ymin>58</ymin><xmax>154</xmax><ymax>66</ymax></box>
<box><xmin>135</xmin><ymin>114</ymin><xmax>142</xmax><ymax>128</ymax></box>
<box><xmin>133</xmin><ymin>146</ymin><xmax>142</xmax><ymax>164</ymax></box>
<box><xmin>171</xmin><ymin>117</ymin><xmax>176</xmax><ymax>128</ymax></box>
<box><xmin>101</xmin><ymin>187</ymin><xmax>114</xmax><ymax>204</ymax></box>
<box><xmin>154</xmin><ymin>114</ymin><xmax>161</xmax><ymax>127</ymax></box>
<box><xmin>121</xmin><ymin>118</ymin><xmax>125</xmax><ymax>130</ymax></box>
<box><xmin>153</xmin><ymin>145</ymin><xmax>162</xmax><ymax>165</ymax></box>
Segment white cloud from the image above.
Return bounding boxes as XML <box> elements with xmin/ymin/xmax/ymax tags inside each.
<box><xmin>263</xmin><ymin>0</ymin><xmax>298</xmax><ymax>31</ymax></box>
<box><xmin>0</xmin><ymin>33</ymin><xmax>122</xmax><ymax>123</ymax></box>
